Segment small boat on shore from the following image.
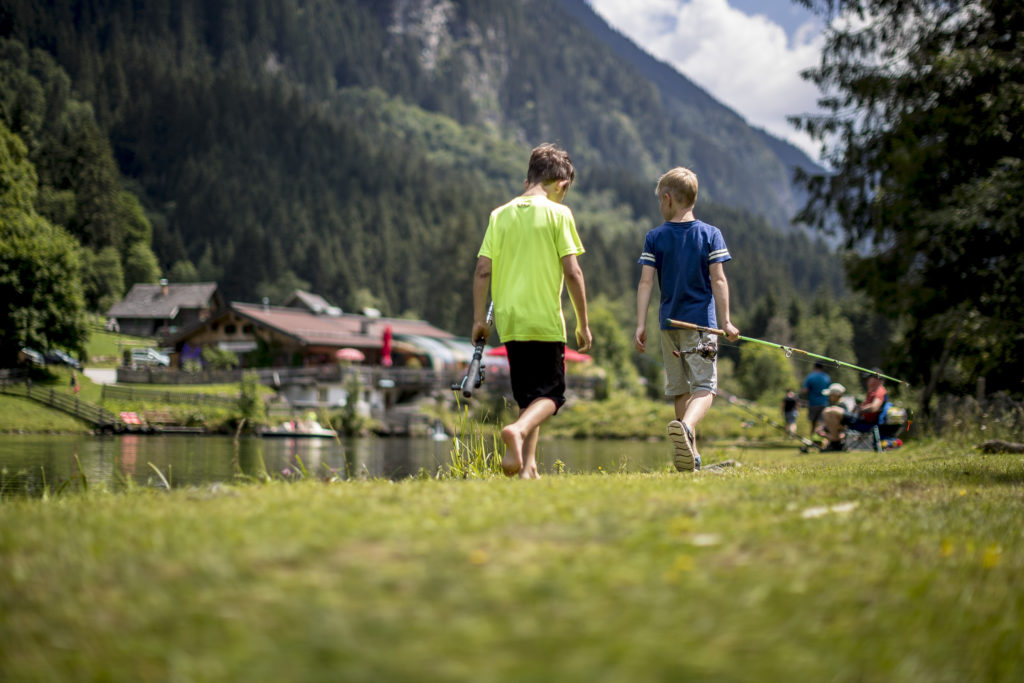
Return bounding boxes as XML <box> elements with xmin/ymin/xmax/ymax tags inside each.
<box><xmin>260</xmin><ymin>417</ymin><xmax>338</xmax><ymax>439</ymax></box>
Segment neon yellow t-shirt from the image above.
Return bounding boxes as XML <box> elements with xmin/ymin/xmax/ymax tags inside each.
<box><xmin>478</xmin><ymin>195</ymin><xmax>584</xmax><ymax>342</ymax></box>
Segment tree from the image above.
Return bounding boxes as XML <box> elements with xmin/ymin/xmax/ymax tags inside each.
<box><xmin>735</xmin><ymin>344</ymin><xmax>795</xmax><ymax>403</ymax></box>
<box><xmin>793</xmin><ymin>0</ymin><xmax>1024</xmax><ymax>403</ymax></box>
<box><xmin>122</xmin><ymin>241</ymin><xmax>161</xmax><ymax>290</ymax></box>
<box><xmin>168</xmin><ymin>259</ymin><xmax>200</xmax><ymax>283</ymax></box>
<box><xmin>80</xmin><ymin>245</ymin><xmax>124</xmax><ymax>313</ymax></box>
<box><xmin>0</xmin><ymin>121</ymin><xmax>87</xmax><ymax>363</ymax></box>
<box><xmin>585</xmin><ymin>296</ymin><xmax>640</xmax><ymax>395</ymax></box>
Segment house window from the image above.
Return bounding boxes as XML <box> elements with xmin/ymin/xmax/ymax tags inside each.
<box><xmin>243</xmin><ymin>324</ymin><xmax>253</xmax><ymax>334</ymax></box>
<box><xmin>225</xmin><ymin>324</ymin><xmax>237</xmax><ymax>335</ymax></box>
<box><xmin>211</xmin><ymin>323</ymin><xmax>219</xmax><ymax>331</ymax></box>
<box><xmin>317</xmin><ymin>387</ymin><xmax>328</xmax><ymax>403</ymax></box>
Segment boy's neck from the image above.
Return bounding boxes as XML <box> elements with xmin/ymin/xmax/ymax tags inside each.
<box><xmin>522</xmin><ymin>180</ymin><xmax>568</xmax><ymax>203</ymax></box>
<box><xmin>668</xmin><ymin>209</ymin><xmax>696</xmax><ymax>222</ymax></box>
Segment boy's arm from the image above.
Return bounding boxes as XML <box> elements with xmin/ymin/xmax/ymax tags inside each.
<box><xmin>471</xmin><ymin>256</ymin><xmax>492</xmax><ymax>342</ymax></box>
<box><xmin>561</xmin><ymin>254</ymin><xmax>592</xmax><ymax>352</ymax></box>
<box><xmin>709</xmin><ymin>262</ymin><xmax>740</xmax><ymax>342</ymax></box>
<box><xmin>634</xmin><ymin>265</ymin><xmax>656</xmax><ymax>352</ymax></box>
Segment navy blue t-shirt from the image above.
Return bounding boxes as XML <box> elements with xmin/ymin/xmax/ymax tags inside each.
<box><xmin>638</xmin><ymin>219</ymin><xmax>731</xmax><ymax>329</ymax></box>
<box><xmin>803</xmin><ymin>370</ymin><xmax>832</xmax><ymax>407</ymax></box>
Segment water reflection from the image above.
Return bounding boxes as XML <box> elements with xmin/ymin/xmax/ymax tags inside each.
<box><xmin>0</xmin><ymin>434</ymin><xmax>668</xmax><ymax>496</ymax></box>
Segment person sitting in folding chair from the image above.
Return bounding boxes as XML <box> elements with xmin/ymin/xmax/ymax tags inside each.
<box><xmin>819</xmin><ymin>374</ymin><xmax>888</xmax><ymax>451</ymax></box>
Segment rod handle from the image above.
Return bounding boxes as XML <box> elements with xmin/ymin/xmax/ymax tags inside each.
<box><xmin>664</xmin><ymin>318</ymin><xmax>725</xmax><ymax>336</ymax></box>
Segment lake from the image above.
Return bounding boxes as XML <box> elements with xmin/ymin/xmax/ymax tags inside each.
<box><xmin>0</xmin><ymin>434</ymin><xmax>669</xmax><ymax>495</ymax></box>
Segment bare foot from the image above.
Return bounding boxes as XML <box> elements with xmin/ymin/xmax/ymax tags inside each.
<box><xmin>500</xmin><ymin>425</ymin><xmax>523</xmax><ymax>476</ymax></box>
<box><xmin>518</xmin><ymin>465</ymin><xmax>541</xmax><ymax>480</ymax></box>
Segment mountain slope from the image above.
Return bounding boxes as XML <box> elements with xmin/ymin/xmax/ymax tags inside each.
<box><xmin>1</xmin><ymin>0</ymin><xmax>843</xmax><ymax>335</ymax></box>
<box><xmin>556</xmin><ymin>0</ymin><xmax>822</xmax><ymax>227</ymax></box>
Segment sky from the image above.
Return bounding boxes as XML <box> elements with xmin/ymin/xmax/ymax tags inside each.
<box><xmin>586</xmin><ymin>0</ymin><xmax>828</xmax><ymax>161</ymax></box>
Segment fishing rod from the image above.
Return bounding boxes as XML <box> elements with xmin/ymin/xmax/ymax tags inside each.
<box><xmin>716</xmin><ymin>387</ymin><xmax>822</xmax><ymax>452</ymax></box>
<box><xmin>665</xmin><ymin>318</ymin><xmax>908</xmax><ymax>386</ymax></box>
<box><xmin>452</xmin><ymin>302</ymin><xmax>494</xmax><ymax>399</ymax></box>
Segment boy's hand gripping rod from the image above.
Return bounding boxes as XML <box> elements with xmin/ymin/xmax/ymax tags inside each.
<box><xmin>665</xmin><ymin>318</ymin><xmax>908</xmax><ymax>386</ymax></box>
<box><xmin>453</xmin><ymin>302</ymin><xmax>494</xmax><ymax>399</ymax></box>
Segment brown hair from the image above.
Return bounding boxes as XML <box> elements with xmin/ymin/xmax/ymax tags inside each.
<box><xmin>526</xmin><ymin>143</ymin><xmax>576</xmax><ymax>186</ymax></box>
<box><xmin>656</xmin><ymin>167</ymin><xmax>698</xmax><ymax>208</ymax></box>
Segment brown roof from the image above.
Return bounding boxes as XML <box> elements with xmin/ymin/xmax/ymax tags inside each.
<box><xmin>226</xmin><ymin>303</ymin><xmax>454</xmax><ymax>347</ymax></box>
<box><xmin>233</xmin><ymin>303</ymin><xmax>379</xmax><ymax>347</ymax></box>
<box><xmin>107</xmin><ymin>282</ymin><xmax>220</xmax><ymax>319</ymax></box>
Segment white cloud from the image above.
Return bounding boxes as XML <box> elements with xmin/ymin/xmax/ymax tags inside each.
<box><xmin>587</xmin><ymin>0</ymin><xmax>826</xmax><ymax>161</ymax></box>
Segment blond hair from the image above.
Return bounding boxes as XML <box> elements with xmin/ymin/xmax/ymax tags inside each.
<box><xmin>656</xmin><ymin>167</ymin><xmax>698</xmax><ymax>208</ymax></box>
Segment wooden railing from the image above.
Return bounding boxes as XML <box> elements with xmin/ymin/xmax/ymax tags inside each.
<box><xmin>0</xmin><ymin>379</ymin><xmax>120</xmax><ymax>429</ymax></box>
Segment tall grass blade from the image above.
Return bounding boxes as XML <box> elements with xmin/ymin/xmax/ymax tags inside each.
<box><xmin>148</xmin><ymin>462</ymin><xmax>171</xmax><ymax>490</ymax></box>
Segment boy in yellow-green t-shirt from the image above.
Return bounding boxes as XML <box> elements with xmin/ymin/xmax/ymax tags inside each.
<box><xmin>471</xmin><ymin>143</ymin><xmax>592</xmax><ymax>479</ymax></box>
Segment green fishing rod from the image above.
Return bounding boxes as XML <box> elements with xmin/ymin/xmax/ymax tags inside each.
<box><xmin>665</xmin><ymin>318</ymin><xmax>909</xmax><ymax>386</ymax></box>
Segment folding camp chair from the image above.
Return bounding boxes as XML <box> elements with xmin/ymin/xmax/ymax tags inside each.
<box><xmin>844</xmin><ymin>402</ymin><xmax>908</xmax><ymax>452</ymax></box>
<box><xmin>844</xmin><ymin>421</ymin><xmax>881</xmax><ymax>452</ymax></box>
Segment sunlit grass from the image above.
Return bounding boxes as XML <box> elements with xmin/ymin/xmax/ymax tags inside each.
<box><xmin>1</xmin><ymin>441</ymin><xmax>1021</xmax><ymax>681</ymax></box>
<box><xmin>0</xmin><ymin>395</ymin><xmax>93</xmax><ymax>434</ymax></box>
<box><xmin>84</xmin><ymin>328</ymin><xmax>156</xmax><ymax>366</ymax></box>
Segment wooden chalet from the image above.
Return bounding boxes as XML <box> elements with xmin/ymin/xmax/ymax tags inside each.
<box><xmin>106</xmin><ymin>280</ymin><xmax>223</xmax><ymax>337</ymax></box>
<box><xmin>163</xmin><ymin>301</ymin><xmax>457</xmax><ymax>369</ymax></box>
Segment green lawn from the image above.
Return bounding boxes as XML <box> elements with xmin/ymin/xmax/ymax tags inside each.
<box><xmin>0</xmin><ymin>364</ymin><xmax>281</xmax><ymax>432</ymax></box>
<box><xmin>0</xmin><ymin>395</ymin><xmax>93</xmax><ymax>434</ymax></box>
<box><xmin>84</xmin><ymin>328</ymin><xmax>156</xmax><ymax>367</ymax></box>
<box><xmin>1</xmin><ymin>440</ymin><xmax>1021</xmax><ymax>681</ymax></box>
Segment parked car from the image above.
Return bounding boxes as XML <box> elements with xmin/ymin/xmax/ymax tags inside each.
<box><xmin>18</xmin><ymin>347</ymin><xmax>45</xmax><ymax>366</ymax></box>
<box><xmin>44</xmin><ymin>349</ymin><xmax>82</xmax><ymax>369</ymax></box>
<box><xmin>130</xmin><ymin>347</ymin><xmax>170</xmax><ymax>367</ymax></box>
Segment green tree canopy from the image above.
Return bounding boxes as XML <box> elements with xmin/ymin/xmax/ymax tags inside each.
<box><xmin>0</xmin><ymin>121</ymin><xmax>87</xmax><ymax>362</ymax></box>
<box><xmin>80</xmin><ymin>245</ymin><xmax>125</xmax><ymax>313</ymax></box>
<box><xmin>793</xmin><ymin>0</ymin><xmax>1024</xmax><ymax>402</ymax></box>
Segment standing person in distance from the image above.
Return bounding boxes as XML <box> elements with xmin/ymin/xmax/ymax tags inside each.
<box><xmin>471</xmin><ymin>143</ymin><xmax>592</xmax><ymax>479</ymax></box>
<box><xmin>634</xmin><ymin>167</ymin><xmax>740</xmax><ymax>472</ymax></box>
<box><xmin>782</xmin><ymin>388</ymin><xmax>799</xmax><ymax>437</ymax></box>
<box><xmin>801</xmin><ymin>362</ymin><xmax>832</xmax><ymax>440</ymax></box>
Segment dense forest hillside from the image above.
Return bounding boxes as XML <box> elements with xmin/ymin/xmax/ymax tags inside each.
<box><xmin>0</xmin><ymin>0</ymin><xmax>842</xmax><ymax>338</ymax></box>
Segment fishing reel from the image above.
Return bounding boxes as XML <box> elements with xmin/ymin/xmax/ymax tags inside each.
<box><xmin>671</xmin><ymin>336</ymin><xmax>718</xmax><ymax>362</ymax></box>
<box><xmin>694</xmin><ymin>338</ymin><xmax>718</xmax><ymax>362</ymax></box>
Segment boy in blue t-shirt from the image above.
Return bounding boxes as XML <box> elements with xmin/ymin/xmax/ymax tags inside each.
<box><xmin>634</xmin><ymin>167</ymin><xmax>740</xmax><ymax>471</ymax></box>
<box><xmin>801</xmin><ymin>362</ymin><xmax>832</xmax><ymax>439</ymax></box>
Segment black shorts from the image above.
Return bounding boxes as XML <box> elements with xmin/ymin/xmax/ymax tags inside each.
<box><xmin>505</xmin><ymin>341</ymin><xmax>566</xmax><ymax>412</ymax></box>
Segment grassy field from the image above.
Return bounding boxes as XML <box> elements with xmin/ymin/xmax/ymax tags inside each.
<box><xmin>83</xmin><ymin>327</ymin><xmax>157</xmax><ymax>367</ymax></box>
<box><xmin>1</xmin><ymin>438</ymin><xmax>1021</xmax><ymax>681</ymax></box>
<box><xmin>0</xmin><ymin>395</ymin><xmax>94</xmax><ymax>434</ymax></box>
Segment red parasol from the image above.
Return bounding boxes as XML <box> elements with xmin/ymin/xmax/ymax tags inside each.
<box><xmin>381</xmin><ymin>325</ymin><xmax>393</xmax><ymax>367</ymax></box>
<box><xmin>336</xmin><ymin>348</ymin><xmax>365</xmax><ymax>362</ymax></box>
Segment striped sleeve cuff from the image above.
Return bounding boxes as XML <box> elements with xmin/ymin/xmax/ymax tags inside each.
<box><xmin>639</xmin><ymin>251</ymin><xmax>656</xmax><ymax>264</ymax></box>
<box><xmin>708</xmin><ymin>248</ymin><xmax>730</xmax><ymax>262</ymax></box>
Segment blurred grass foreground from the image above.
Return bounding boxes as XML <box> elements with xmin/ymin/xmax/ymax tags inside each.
<box><xmin>1</xmin><ymin>441</ymin><xmax>1022</xmax><ymax>681</ymax></box>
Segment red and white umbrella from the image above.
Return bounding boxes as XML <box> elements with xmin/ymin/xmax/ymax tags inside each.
<box><xmin>336</xmin><ymin>348</ymin><xmax>365</xmax><ymax>362</ymax></box>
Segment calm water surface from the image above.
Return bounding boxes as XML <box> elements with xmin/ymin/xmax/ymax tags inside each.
<box><xmin>0</xmin><ymin>434</ymin><xmax>668</xmax><ymax>494</ymax></box>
